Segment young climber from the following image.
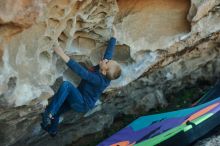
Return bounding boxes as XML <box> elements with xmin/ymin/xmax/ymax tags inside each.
<box><xmin>41</xmin><ymin>26</ymin><xmax>121</xmax><ymax>137</ymax></box>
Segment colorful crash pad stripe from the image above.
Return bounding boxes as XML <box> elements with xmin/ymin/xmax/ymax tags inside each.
<box><xmin>137</xmin><ymin>105</ymin><xmax>220</xmax><ymax>146</ymax></box>
<box><xmin>130</xmin><ymin>97</ymin><xmax>220</xmax><ymax>131</ymax></box>
<box><xmin>98</xmin><ymin>97</ymin><xmax>220</xmax><ymax>146</ymax></box>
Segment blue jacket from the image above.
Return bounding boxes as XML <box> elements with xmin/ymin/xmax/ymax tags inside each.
<box><xmin>66</xmin><ymin>37</ymin><xmax>116</xmax><ymax>109</ymax></box>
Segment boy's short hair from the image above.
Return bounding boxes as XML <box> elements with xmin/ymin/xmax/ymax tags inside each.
<box><xmin>106</xmin><ymin>60</ymin><xmax>121</xmax><ymax>80</ymax></box>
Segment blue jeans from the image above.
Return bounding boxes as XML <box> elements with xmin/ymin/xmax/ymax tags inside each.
<box><xmin>45</xmin><ymin>81</ymin><xmax>89</xmax><ymax>133</ymax></box>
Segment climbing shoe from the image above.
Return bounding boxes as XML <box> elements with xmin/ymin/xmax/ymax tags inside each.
<box><xmin>41</xmin><ymin>112</ymin><xmax>54</xmax><ymax>127</ymax></box>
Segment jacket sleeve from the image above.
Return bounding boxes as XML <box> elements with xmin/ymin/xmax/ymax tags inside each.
<box><xmin>103</xmin><ymin>37</ymin><xmax>116</xmax><ymax>60</ymax></box>
<box><xmin>66</xmin><ymin>59</ymin><xmax>101</xmax><ymax>85</ymax></box>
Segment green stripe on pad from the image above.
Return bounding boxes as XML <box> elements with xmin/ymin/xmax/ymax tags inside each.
<box><xmin>184</xmin><ymin>113</ymin><xmax>213</xmax><ymax>132</ymax></box>
<box><xmin>135</xmin><ymin>113</ymin><xmax>214</xmax><ymax>146</ymax></box>
<box><xmin>131</xmin><ymin>98</ymin><xmax>220</xmax><ymax>131</ymax></box>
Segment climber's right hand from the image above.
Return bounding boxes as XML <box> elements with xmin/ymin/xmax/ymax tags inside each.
<box><xmin>54</xmin><ymin>47</ymin><xmax>64</xmax><ymax>56</ymax></box>
<box><xmin>112</xmin><ymin>25</ymin><xmax>117</xmax><ymax>38</ymax></box>
<box><xmin>53</xmin><ymin>47</ymin><xmax>70</xmax><ymax>63</ymax></box>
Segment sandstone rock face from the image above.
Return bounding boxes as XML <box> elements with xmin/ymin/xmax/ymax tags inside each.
<box><xmin>0</xmin><ymin>0</ymin><xmax>191</xmax><ymax>107</ymax></box>
<box><xmin>0</xmin><ymin>0</ymin><xmax>220</xmax><ymax>146</ymax></box>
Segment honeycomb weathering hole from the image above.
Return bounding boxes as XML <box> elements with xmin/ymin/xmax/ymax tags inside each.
<box><xmin>7</xmin><ymin>76</ymin><xmax>17</xmax><ymax>91</ymax></box>
<box><xmin>0</xmin><ymin>48</ymin><xmax>3</xmax><ymax>63</ymax></box>
<box><xmin>39</xmin><ymin>51</ymin><xmax>51</xmax><ymax>63</ymax></box>
<box><xmin>58</xmin><ymin>32</ymin><xmax>68</xmax><ymax>42</ymax></box>
<box><xmin>48</xmin><ymin>18</ymin><xmax>60</xmax><ymax>28</ymax></box>
<box><xmin>67</xmin><ymin>19</ymin><xmax>74</xmax><ymax>28</ymax></box>
<box><xmin>41</xmin><ymin>36</ymin><xmax>52</xmax><ymax>45</ymax></box>
<box><xmin>50</xmin><ymin>5</ymin><xmax>65</xmax><ymax>18</ymax></box>
<box><xmin>58</xmin><ymin>32</ymin><xmax>68</xmax><ymax>48</ymax></box>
